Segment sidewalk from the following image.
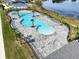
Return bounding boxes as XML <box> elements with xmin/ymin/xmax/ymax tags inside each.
<box><xmin>0</xmin><ymin>16</ymin><xmax>6</xmax><ymax>59</ymax></box>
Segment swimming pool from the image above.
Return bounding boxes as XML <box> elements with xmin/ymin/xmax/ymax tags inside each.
<box><xmin>20</xmin><ymin>11</ymin><xmax>55</xmax><ymax>35</ymax></box>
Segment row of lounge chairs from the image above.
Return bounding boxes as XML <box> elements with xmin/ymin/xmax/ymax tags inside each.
<box><xmin>24</xmin><ymin>35</ymin><xmax>35</xmax><ymax>43</ymax></box>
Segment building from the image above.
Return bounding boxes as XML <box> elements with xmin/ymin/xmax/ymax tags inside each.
<box><xmin>4</xmin><ymin>0</ymin><xmax>34</xmax><ymax>3</ymax></box>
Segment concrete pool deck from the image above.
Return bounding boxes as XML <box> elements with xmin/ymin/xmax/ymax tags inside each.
<box><xmin>8</xmin><ymin>10</ymin><xmax>69</xmax><ymax>59</ymax></box>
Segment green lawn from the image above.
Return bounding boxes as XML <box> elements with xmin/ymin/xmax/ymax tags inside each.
<box><xmin>0</xmin><ymin>9</ymin><xmax>36</xmax><ymax>59</ymax></box>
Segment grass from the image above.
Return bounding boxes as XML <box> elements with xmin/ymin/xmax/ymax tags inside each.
<box><xmin>32</xmin><ymin>3</ymin><xmax>79</xmax><ymax>41</ymax></box>
<box><xmin>0</xmin><ymin>9</ymin><xmax>36</xmax><ymax>59</ymax></box>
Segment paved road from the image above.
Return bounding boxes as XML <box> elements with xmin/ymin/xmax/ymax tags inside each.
<box><xmin>44</xmin><ymin>40</ymin><xmax>79</xmax><ymax>59</ymax></box>
<box><xmin>0</xmin><ymin>16</ymin><xmax>6</xmax><ymax>59</ymax></box>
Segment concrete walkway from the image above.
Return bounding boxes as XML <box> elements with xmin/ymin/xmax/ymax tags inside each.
<box><xmin>0</xmin><ymin>16</ymin><xmax>6</xmax><ymax>59</ymax></box>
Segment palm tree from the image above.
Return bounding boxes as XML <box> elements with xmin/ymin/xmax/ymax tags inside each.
<box><xmin>31</xmin><ymin>19</ymin><xmax>35</xmax><ymax>27</ymax></box>
<box><xmin>17</xmin><ymin>11</ymin><xmax>20</xmax><ymax>17</ymax></box>
<box><xmin>32</xmin><ymin>10</ymin><xmax>35</xmax><ymax>17</ymax></box>
<box><xmin>36</xmin><ymin>25</ymin><xmax>41</xmax><ymax>31</ymax></box>
<box><xmin>15</xmin><ymin>9</ymin><xmax>20</xmax><ymax>17</ymax></box>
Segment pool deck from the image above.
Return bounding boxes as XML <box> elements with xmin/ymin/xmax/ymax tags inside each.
<box><xmin>8</xmin><ymin>10</ymin><xmax>69</xmax><ymax>59</ymax></box>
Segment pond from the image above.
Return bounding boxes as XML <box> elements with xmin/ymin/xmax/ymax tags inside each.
<box><xmin>42</xmin><ymin>0</ymin><xmax>79</xmax><ymax>18</ymax></box>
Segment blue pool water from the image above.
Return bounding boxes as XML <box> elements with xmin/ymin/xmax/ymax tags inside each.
<box><xmin>20</xmin><ymin>11</ymin><xmax>55</xmax><ymax>35</ymax></box>
<box><xmin>42</xmin><ymin>0</ymin><xmax>79</xmax><ymax>18</ymax></box>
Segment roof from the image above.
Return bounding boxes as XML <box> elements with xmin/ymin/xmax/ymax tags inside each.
<box><xmin>4</xmin><ymin>0</ymin><xmax>26</xmax><ymax>3</ymax></box>
<box><xmin>14</xmin><ymin>0</ymin><xmax>27</xmax><ymax>3</ymax></box>
<box><xmin>43</xmin><ymin>40</ymin><xmax>79</xmax><ymax>59</ymax></box>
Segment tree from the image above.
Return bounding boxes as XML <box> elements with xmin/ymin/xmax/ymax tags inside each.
<box><xmin>31</xmin><ymin>19</ymin><xmax>35</xmax><ymax>28</ymax></box>
<box><xmin>0</xmin><ymin>0</ymin><xmax>3</xmax><ymax>2</ymax></box>
<box><xmin>15</xmin><ymin>9</ymin><xmax>20</xmax><ymax>17</ymax></box>
<box><xmin>16</xmin><ymin>32</ymin><xmax>21</xmax><ymax>38</ymax></box>
<box><xmin>0</xmin><ymin>5</ymin><xmax>4</xmax><ymax>10</ymax></box>
<box><xmin>36</xmin><ymin>25</ymin><xmax>41</xmax><ymax>31</ymax></box>
<box><xmin>32</xmin><ymin>10</ymin><xmax>35</xmax><ymax>17</ymax></box>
